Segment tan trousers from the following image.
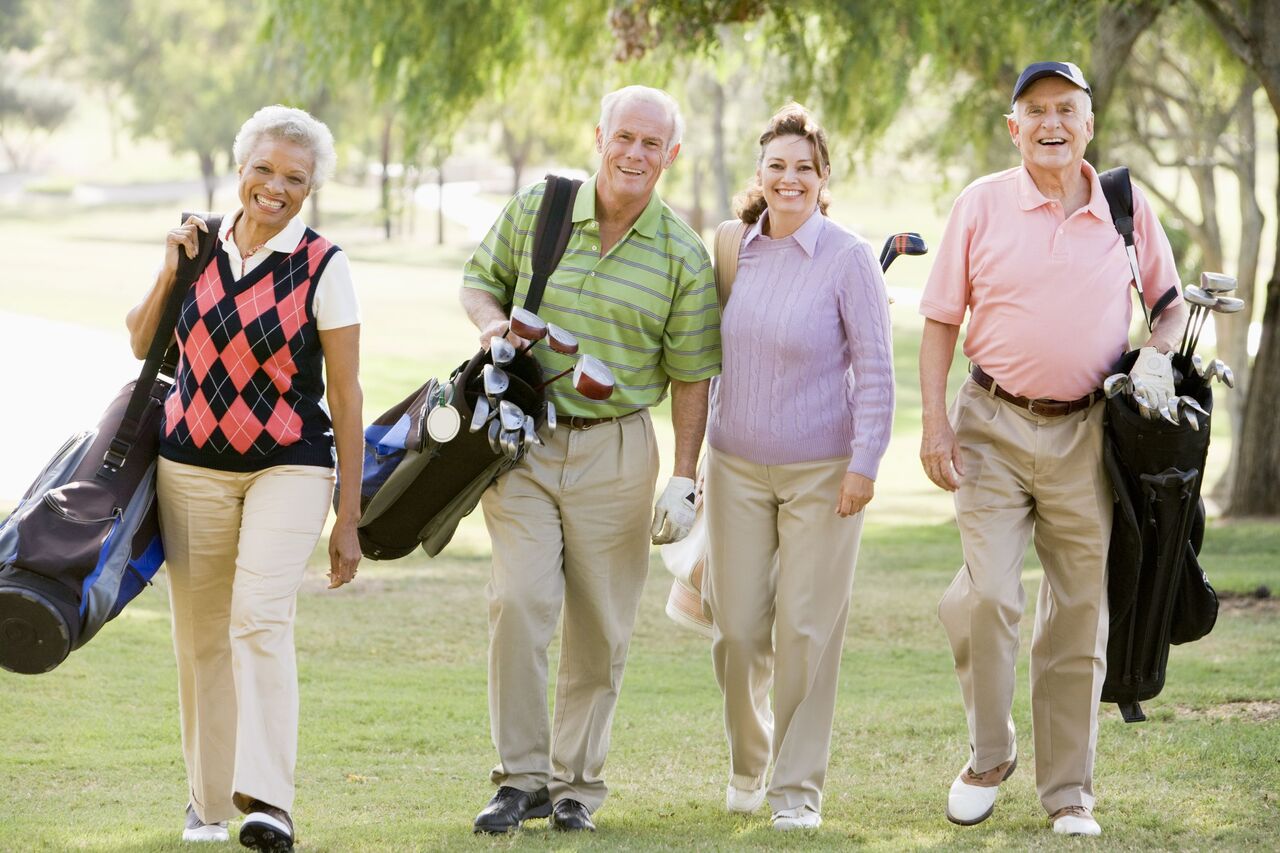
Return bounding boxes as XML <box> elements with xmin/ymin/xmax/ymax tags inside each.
<box><xmin>480</xmin><ymin>410</ymin><xmax>658</xmax><ymax>812</ymax></box>
<box><xmin>703</xmin><ymin>447</ymin><xmax>865</xmax><ymax>815</ymax></box>
<box><xmin>938</xmin><ymin>378</ymin><xmax>1111</xmax><ymax>814</ymax></box>
<box><xmin>158</xmin><ymin>458</ymin><xmax>334</xmax><ymax>823</ymax></box>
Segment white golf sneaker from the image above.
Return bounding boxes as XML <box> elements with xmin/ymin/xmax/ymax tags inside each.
<box><xmin>1051</xmin><ymin>805</ymin><xmax>1102</xmax><ymax>837</ymax></box>
<box><xmin>182</xmin><ymin>804</ymin><xmax>229</xmax><ymax>842</ymax></box>
<box><xmin>946</xmin><ymin>756</ymin><xmax>1017</xmax><ymax>826</ymax></box>
<box><xmin>772</xmin><ymin>806</ymin><xmax>821</xmax><ymax>831</ymax></box>
<box><xmin>726</xmin><ymin>783</ymin><xmax>766</xmax><ymax>813</ymax></box>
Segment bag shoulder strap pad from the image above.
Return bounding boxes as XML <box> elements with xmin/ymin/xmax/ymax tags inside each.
<box><xmin>1099</xmin><ymin>166</ymin><xmax>1135</xmax><ymax>245</ymax></box>
<box><xmin>525</xmin><ymin>175</ymin><xmax>582</xmax><ymax>313</ymax></box>
<box><xmin>713</xmin><ymin>218</ymin><xmax>747</xmax><ymax>310</ymax></box>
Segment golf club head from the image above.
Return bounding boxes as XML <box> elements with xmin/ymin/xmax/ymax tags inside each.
<box><xmin>1103</xmin><ymin>373</ymin><xmax>1130</xmax><ymax>399</ymax></box>
<box><xmin>1217</xmin><ymin>362</ymin><xmax>1235</xmax><ymax>388</ymax></box>
<box><xmin>469</xmin><ymin>395</ymin><xmax>491</xmax><ymax>432</ymax></box>
<box><xmin>489</xmin><ymin>336</ymin><xmax>516</xmax><ymax>366</ymax></box>
<box><xmin>544</xmin><ymin>401</ymin><xmax>557</xmax><ymax>432</ymax></box>
<box><xmin>482</xmin><ymin>363</ymin><xmax>510</xmax><ymax>398</ymax></box>
<box><xmin>1183</xmin><ymin>284</ymin><xmax>1217</xmax><ymax>308</ymax></box>
<box><xmin>1160</xmin><ymin>402</ymin><xmax>1179</xmax><ymax>426</ymax></box>
<box><xmin>572</xmin><ymin>355</ymin><xmax>616</xmax><ymax>400</ymax></box>
<box><xmin>1211</xmin><ymin>296</ymin><xmax>1245</xmax><ymax>314</ymax></box>
<box><xmin>1184</xmin><ymin>408</ymin><xmax>1200</xmax><ymax>431</ymax></box>
<box><xmin>524</xmin><ymin>415</ymin><xmax>539</xmax><ymax>447</ymax></box>
<box><xmin>880</xmin><ymin>232</ymin><xmax>928</xmax><ymax>272</ymax></box>
<box><xmin>509</xmin><ymin>306</ymin><xmax>549</xmax><ymax>342</ymax></box>
<box><xmin>546</xmin><ymin>323</ymin><xmax>580</xmax><ymax>355</ymax></box>
<box><xmin>498</xmin><ymin>399</ymin><xmax>525</xmax><ymax>432</ymax></box>
<box><xmin>1191</xmin><ymin>354</ymin><xmax>1205</xmax><ymax>377</ymax></box>
<box><xmin>1181</xmin><ymin>395</ymin><xmax>1208</xmax><ymax>418</ymax></box>
<box><xmin>1200</xmin><ymin>271</ymin><xmax>1237</xmax><ymax>294</ymax></box>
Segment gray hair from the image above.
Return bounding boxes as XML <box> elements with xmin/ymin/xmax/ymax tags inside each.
<box><xmin>232</xmin><ymin>105</ymin><xmax>336</xmax><ymax>189</ymax></box>
<box><xmin>598</xmin><ymin>85</ymin><xmax>684</xmax><ymax>152</ymax></box>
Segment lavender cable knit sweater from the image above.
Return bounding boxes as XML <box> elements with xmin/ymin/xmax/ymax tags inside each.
<box><xmin>706</xmin><ymin>208</ymin><xmax>895</xmax><ymax>479</ymax></box>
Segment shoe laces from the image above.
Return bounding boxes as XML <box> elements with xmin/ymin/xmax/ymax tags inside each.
<box><xmin>1052</xmin><ymin>805</ymin><xmax>1091</xmax><ymax>820</ymax></box>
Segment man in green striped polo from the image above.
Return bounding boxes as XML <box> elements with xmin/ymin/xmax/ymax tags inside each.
<box><xmin>461</xmin><ymin>85</ymin><xmax>721</xmax><ymax>834</ymax></box>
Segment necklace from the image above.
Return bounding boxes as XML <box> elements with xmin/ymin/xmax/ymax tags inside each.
<box><xmin>234</xmin><ymin>225</ymin><xmax>270</xmax><ymax>277</ymax></box>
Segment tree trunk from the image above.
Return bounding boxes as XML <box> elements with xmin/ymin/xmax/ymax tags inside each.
<box><xmin>1229</xmin><ymin>120</ymin><xmax>1280</xmax><ymax>516</ymax></box>
<box><xmin>690</xmin><ymin>154</ymin><xmax>705</xmax><ymax>234</ymax></box>
<box><xmin>1214</xmin><ymin>80</ymin><xmax>1263</xmax><ymax>504</ymax></box>
<box><xmin>711</xmin><ymin>79</ymin><xmax>731</xmax><ymax>221</ymax></box>
<box><xmin>1085</xmin><ymin>0</ymin><xmax>1165</xmax><ymax>165</ymax></box>
<box><xmin>380</xmin><ymin>114</ymin><xmax>393</xmax><ymax>241</ymax></box>
<box><xmin>308</xmin><ymin>191</ymin><xmax>321</xmax><ymax>229</ymax></box>
<box><xmin>436</xmin><ymin>149</ymin><xmax>446</xmax><ymax>246</ymax></box>
<box><xmin>198</xmin><ymin>150</ymin><xmax>217</xmax><ymax>211</ymax></box>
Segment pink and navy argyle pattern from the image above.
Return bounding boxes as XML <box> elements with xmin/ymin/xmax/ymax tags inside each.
<box><xmin>159</xmin><ymin>228</ymin><xmax>340</xmax><ymax>472</ymax></box>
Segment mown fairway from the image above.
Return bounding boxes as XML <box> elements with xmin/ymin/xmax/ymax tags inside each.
<box><xmin>1</xmin><ymin>201</ymin><xmax>1276</xmax><ymax>851</ymax></box>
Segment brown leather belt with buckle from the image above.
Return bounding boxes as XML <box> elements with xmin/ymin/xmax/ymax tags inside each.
<box><xmin>563</xmin><ymin>411</ymin><xmax>640</xmax><ymax>430</ymax></box>
<box><xmin>970</xmin><ymin>365</ymin><xmax>1101</xmax><ymax>417</ymax></box>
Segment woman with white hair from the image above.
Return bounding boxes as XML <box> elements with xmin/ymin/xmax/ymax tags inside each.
<box><xmin>126</xmin><ymin>105</ymin><xmax>362</xmax><ymax>852</ymax></box>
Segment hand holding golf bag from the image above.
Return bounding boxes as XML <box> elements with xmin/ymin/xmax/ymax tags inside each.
<box><xmin>0</xmin><ymin>213</ymin><xmax>220</xmax><ymax>674</ymax></box>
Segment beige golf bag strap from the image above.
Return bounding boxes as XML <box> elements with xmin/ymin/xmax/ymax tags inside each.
<box><xmin>713</xmin><ymin>218</ymin><xmax>747</xmax><ymax>309</ymax></box>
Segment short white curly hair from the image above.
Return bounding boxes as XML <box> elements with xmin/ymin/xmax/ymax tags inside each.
<box><xmin>598</xmin><ymin>85</ymin><xmax>683</xmax><ymax>153</ymax></box>
<box><xmin>232</xmin><ymin>105</ymin><xmax>336</xmax><ymax>189</ymax></box>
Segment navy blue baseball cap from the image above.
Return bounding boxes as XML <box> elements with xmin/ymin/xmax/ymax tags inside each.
<box><xmin>1011</xmin><ymin>61</ymin><xmax>1092</xmax><ymax>108</ymax></box>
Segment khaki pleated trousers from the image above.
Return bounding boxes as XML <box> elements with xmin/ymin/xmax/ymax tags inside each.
<box><xmin>938</xmin><ymin>377</ymin><xmax>1111</xmax><ymax>814</ymax></box>
<box><xmin>480</xmin><ymin>410</ymin><xmax>659</xmax><ymax>812</ymax></box>
<box><xmin>704</xmin><ymin>446</ymin><xmax>865</xmax><ymax>815</ymax></box>
<box><xmin>158</xmin><ymin>458</ymin><xmax>334</xmax><ymax>823</ymax></box>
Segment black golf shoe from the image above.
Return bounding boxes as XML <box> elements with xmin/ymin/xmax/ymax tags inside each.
<box><xmin>473</xmin><ymin>785</ymin><xmax>552</xmax><ymax>834</ymax></box>
<box><xmin>550</xmin><ymin>798</ymin><xmax>595</xmax><ymax>832</ymax></box>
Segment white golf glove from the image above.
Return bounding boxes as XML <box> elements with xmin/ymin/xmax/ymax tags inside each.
<box><xmin>651</xmin><ymin>476</ymin><xmax>697</xmax><ymax>545</ymax></box>
<box><xmin>1129</xmin><ymin>346</ymin><xmax>1175</xmax><ymax>421</ymax></box>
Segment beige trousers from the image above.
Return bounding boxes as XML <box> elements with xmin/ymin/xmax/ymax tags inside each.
<box><xmin>704</xmin><ymin>447</ymin><xmax>865</xmax><ymax>815</ymax></box>
<box><xmin>938</xmin><ymin>378</ymin><xmax>1111</xmax><ymax>814</ymax></box>
<box><xmin>480</xmin><ymin>410</ymin><xmax>659</xmax><ymax>812</ymax></box>
<box><xmin>158</xmin><ymin>458</ymin><xmax>334</xmax><ymax>823</ymax></box>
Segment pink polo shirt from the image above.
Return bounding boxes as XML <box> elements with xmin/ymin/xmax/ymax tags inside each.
<box><xmin>920</xmin><ymin>161</ymin><xmax>1180</xmax><ymax>400</ymax></box>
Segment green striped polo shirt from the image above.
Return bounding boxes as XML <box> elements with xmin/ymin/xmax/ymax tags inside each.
<box><xmin>462</xmin><ymin>176</ymin><xmax>722</xmax><ymax>418</ymax></box>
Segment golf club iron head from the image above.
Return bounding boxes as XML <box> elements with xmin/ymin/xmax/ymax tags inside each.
<box><xmin>487</xmin><ymin>418</ymin><xmax>502</xmax><ymax>454</ymax></box>
<box><xmin>1180</xmin><ymin>395</ymin><xmax>1208</xmax><ymax>418</ymax></box>
<box><xmin>1103</xmin><ymin>373</ymin><xmax>1130</xmax><ymax>399</ymax></box>
<box><xmin>470</xmin><ymin>395</ymin><xmax>491</xmax><ymax>432</ymax></box>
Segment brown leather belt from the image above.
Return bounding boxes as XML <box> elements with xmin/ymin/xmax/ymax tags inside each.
<box><xmin>970</xmin><ymin>365</ymin><xmax>1101</xmax><ymax>417</ymax></box>
<box><xmin>563</xmin><ymin>411</ymin><xmax>641</xmax><ymax>430</ymax></box>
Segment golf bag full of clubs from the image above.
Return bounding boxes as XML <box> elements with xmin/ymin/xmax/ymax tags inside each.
<box><xmin>1100</xmin><ymin>345</ymin><xmax>1223</xmax><ymax>722</ymax></box>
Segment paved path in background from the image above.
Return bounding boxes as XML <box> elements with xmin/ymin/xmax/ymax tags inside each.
<box><xmin>0</xmin><ymin>312</ymin><xmax>136</xmax><ymax>502</ymax></box>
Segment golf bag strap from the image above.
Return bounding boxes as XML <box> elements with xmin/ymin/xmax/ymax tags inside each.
<box><xmin>713</xmin><ymin>219</ymin><xmax>747</xmax><ymax>309</ymax></box>
<box><xmin>524</xmin><ymin>174</ymin><xmax>582</xmax><ymax>314</ymax></box>
<box><xmin>1099</xmin><ymin>166</ymin><xmax>1168</xmax><ymax>333</ymax></box>
<box><xmin>102</xmin><ymin>212</ymin><xmax>221</xmax><ymax>478</ymax></box>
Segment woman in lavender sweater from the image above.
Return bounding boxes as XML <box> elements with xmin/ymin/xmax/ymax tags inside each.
<box><xmin>704</xmin><ymin>104</ymin><xmax>894</xmax><ymax>831</ymax></box>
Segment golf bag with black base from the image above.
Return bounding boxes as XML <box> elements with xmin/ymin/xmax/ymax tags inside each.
<box><xmin>342</xmin><ymin>175</ymin><xmax>580</xmax><ymax>560</ymax></box>
<box><xmin>0</xmin><ymin>213</ymin><xmax>220</xmax><ymax>674</ymax></box>
<box><xmin>1101</xmin><ymin>348</ymin><xmax>1219</xmax><ymax>722</ymax></box>
<box><xmin>347</xmin><ymin>348</ymin><xmax>546</xmax><ymax>559</ymax></box>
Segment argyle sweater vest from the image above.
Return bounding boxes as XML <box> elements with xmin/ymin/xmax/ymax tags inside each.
<box><xmin>160</xmin><ymin>229</ymin><xmax>340</xmax><ymax>472</ymax></box>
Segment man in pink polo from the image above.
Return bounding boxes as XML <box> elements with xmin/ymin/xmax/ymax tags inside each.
<box><xmin>918</xmin><ymin>61</ymin><xmax>1189</xmax><ymax>838</ymax></box>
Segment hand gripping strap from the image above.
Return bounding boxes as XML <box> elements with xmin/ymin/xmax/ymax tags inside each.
<box><xmin>524</xmin><ymin>175</ymin><xmax>582</xmax><ymax>314</ymax></box>
<box><xmin>102</xmin><ymin>212</ymin><xmax>221</xmax><ymax>477</ymax></box>
<box><xmin>712</xmin><ymin>218</ymin><xmax>747</xmax><ymax>309</ymax></box>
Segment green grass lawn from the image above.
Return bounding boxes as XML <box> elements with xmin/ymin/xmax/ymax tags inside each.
<box><xmin>1</xmin><ymin>197</ymin><xmax>1277</xmax><ymax>850</ymax></box>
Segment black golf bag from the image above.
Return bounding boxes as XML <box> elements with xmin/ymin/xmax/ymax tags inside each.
<box><xmin>345</xmin><ymin>348</ymin><xmax>546</xmax><ymax>559</ymax></box>
<box><xmin>1101</xmin><ymin>349</ymin><xmax>1219</xmax><ymax>722</ymax></box>
<box><xmin>341</xmin><ymin>174</ymin><xmax>580</xmax><ymax>561</ymax></box>
<box><xmin>0</xmin><ymin>213</ymin><xmax>219</xmax><ymax>674</ymax></box>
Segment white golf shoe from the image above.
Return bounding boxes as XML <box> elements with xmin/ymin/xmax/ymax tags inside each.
<box><xmin>725</xmin><ymin>783</ymin><xmax>766</xmax><ymax>813</ymax></box>
<box><xmin>945</xmin><ymin>756</ymin><xmax>1017</xmax><ymax>826</ymax></box>
<box><xmin>1051</xmin><ymin>805</ymin><xmax>1102</xmax><ymax>837</ymax></box>
<box><xmin>182</xmin><ymin>804</ymin><xmax>229</xmax><ymax>842</ymax></box>
<box><xmin>772</xmin><ymin>805</ymin><xmax>821</xmax><ymax>831</ymax></box>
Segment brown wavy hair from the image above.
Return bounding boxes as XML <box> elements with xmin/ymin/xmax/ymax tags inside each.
<box><xmin>733</xmin><ymin>103</ymin><xmax>832</xmax><ymax>225</ymax></box>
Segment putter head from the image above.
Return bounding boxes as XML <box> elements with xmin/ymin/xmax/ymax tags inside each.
<box><xmin>509</xmin><ymin>306</ymin><xmax>549</xmax><ymax>342</ymax></box>
<box><xmin>572</xmin><ymin>355</ymin><xmax>616</xmax><ymax>401</ymax></box>
<box><xmin>1200</xmin><ymin>271</ymin><xmax>1237</xmax><ymax>294</ymax></box>
<box><xmin>546</xmin><ymin>323</ymin><xmax>580</xmax><ymax>355</ymax></box>
<box><xmin>489</xmin><ymin>336</ymin><xmax>516</xmax><ymax>366</ymax></box>
<box><xmin>1182</xmin><ymin>284</ymin><xmax>1217</xmax><ymax>308</ymax></box>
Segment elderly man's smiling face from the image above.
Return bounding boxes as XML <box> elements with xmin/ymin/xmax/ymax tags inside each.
<box><xmin>595</xmin><ymin>98</ymin><xmax>678</xmax><ymax>210</ymax></box>
<box><xmin>1008</xmin><ymin>76</ymin><xmax>1094</xmax><ymax>177</ymax></box>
